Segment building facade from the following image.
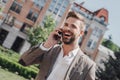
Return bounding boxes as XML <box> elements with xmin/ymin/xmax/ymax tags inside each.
<box><xmin>71</xmin><ymin>2</ymin><xmax>109</xmax><ymax>60</ymax></box>
<box><xmin>0</xmin><ymin>0</ymin><xmax>8</xmax><ymax>23</ymax></box>
<box><xmin>0</xmin><ymin>0</ymin><xmax>109</xmax><ymax>60</ymax></box>
<box><xmin>0</xmin><ymin>0</ymin><xmax>72</xmax><ymax>54</ymax></box>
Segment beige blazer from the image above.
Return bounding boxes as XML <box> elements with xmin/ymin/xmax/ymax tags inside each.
<box><xmin>19</xmin><ymin>44</ymin><xmax>96</xmax><ymax>80</ymax></box>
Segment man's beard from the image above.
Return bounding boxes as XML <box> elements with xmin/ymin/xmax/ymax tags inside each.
<box><xmin>62</xmin><ymin>35</ymin><xmax>75</xmax><ymax>44</ymax></box>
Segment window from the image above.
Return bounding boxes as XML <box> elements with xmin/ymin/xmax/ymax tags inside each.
<box><xmin>100</xmin><ymin>16</ymin><xmax>105</xmax><ymax>22</ymax></box>
<box><xmin>88</xmin><ymin>14</ymin><xmax>93</xmax><ymax>20</ymax></box>
<box><xmin>92</xmin><ymin>27</ymin><xmax>103</xmax><ymax>38</ymax></box>
<box><xmin>32</xmin><ymin>13</ymin><xmax>39</xmax><ymax>22</ymax></box>
<box><xmin>2</xmin><ymin>0</ymin><xmax>8</xmax><ymax>3</ymax></box>
<box><xmin>54</xmin><ymin>8</ymin><xmax>59</xmax><ymax>14</ymax></box>
<box><xmin>48</xmin><ymin>2</ymin><xmax>55</xmax><ymax>12</ymax></box>
<box><xmin>92</xmin><ymin>27</ymin><xmax>98</xmax><ymax>36</ymax></box>
<box><xmin>0</xmin><ymin>29</ymin><xmax>8</xmax><ymax>45</ymax></box>
<box><xmin>26</xmin><ymin>9</ymin><xmax>39</xmax><ymax>22</ymax></box>
<box><xmin>4</xmin><ymin>16</ymin><xmax>16</xmax><ymax>26</ymax></box>
<box><xmin>87</xmin><ymin>39</ymin><xmax>97</xmax><ymax>50</ymax></box>
<box><xmin>58</xmin><ymin>0</ymin><xmax>64</xmax><ymax>4</ymax></box>
<box><xmin>10</xmin><ymin>2</ymin><xmax>22</xmax><ymax>14</ymax></box>
<box><xmin>97</xmin><ymin>29</ymin><xmax>103</xmax><ymax>38</ymax></box>
<box><xmin>91</xmin><ymin>41</ymin><xmax>97</xmax><ymax>50</ymax></box>
<box><xmin>85</xmin><ymin>24</ymin><xmax>89</xmax><ymax>31</ymax></box>
<box><xmin>20</xmin><ymin>23</ymin><xmax>31</xmax><ymax>33</ymax></box>
<box><xmin>58</xmin><ymin>6</ymin><xmax>66</xmax><ymax>17</ymax></box>
<box><xmin>56</xmin><ymin>3</ymin><xmax>61</xmax><ymax>9</ymax></box>
<box><xmin>63</xmin><ymin>0</ymin><xmax>69</xmax><ymax>6</ymax></box>
<box><xmin>53</xmin><ymin>0</ymin><xmax>62</xmax><ymax>14</ymax></box>
<box><xmin>53</xmin><ymin>0</ymin><xmax>57</xmax><ymax>3</ymax></box>
<box><xmin>27</xmin><ymin>9</ymin><xmax>33</xmax><ymax>19</ymax></box>
<box><xmin>87</xmin><ymin>39</ymin><xmax>93</xmax><ymax>48</ymax></box>
<box><xmin>34</xmin><ymin>0</ymin><xmax>45</xmax><ymax>10</ymax></box>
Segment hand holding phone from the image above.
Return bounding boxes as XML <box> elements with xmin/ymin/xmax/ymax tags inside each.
<box><xmin>43</xmin><ymin>28</ymin><xmax>63</xmax><ymax>48</ymax></box>
<box><xmin>53</xmin><ymin>30</ymin><xmax>63</xmax><ymax>41</ymax></box>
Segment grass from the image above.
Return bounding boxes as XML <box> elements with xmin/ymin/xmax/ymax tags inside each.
<box><xmin>0</xmin><ymin>67</ymin><xmax>27</xmax><ymax>80</ymax></box>
<box><xmin>0</xmin><ymin>46</ymin><xmax>39</xmax><ymax>71</ymax></box>
<box><xmin>0</xmin><ymin>46</ymin><xmax>39</xmax><ymax>79</ymax></box>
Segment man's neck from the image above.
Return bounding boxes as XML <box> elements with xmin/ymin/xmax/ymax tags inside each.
<box><xmin>62</xmin><ymin>43</ymin><xmax>79</xmax><ymax>56</ymax></box>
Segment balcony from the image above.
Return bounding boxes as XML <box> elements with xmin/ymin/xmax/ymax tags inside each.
<box><xmin>71</xmin><ymin>7</ymin><xmax>93</xmax><ymax>20</ymax></box>
<box><xmin>93</xmin><ymin>16</ymin><xmax>108</xmax><ymax>26</ymax></box>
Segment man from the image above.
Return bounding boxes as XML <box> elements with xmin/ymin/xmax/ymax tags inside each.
<box><xmin>19</xmin><ymin>11</ymin><xmax>96</xmax><ymax>80</ymax></box>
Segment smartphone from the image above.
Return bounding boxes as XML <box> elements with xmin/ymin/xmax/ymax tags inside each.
<box><xmin>53</xmin><ymin>31</ymin><xmax>63</xmax><ymax>41</ymax></box>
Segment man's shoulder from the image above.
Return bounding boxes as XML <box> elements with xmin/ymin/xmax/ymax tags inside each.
<box><xmin>78</xmin><ymin>49</ymin><xmax>96</xmax><ymax>66</ymax></box>
<box><xmin>49</xmin><ymin>44</ymin><xmax>61</xmax><ymax>52</ymax></box>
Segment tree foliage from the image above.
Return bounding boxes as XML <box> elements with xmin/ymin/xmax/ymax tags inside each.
<box><xmin>102</xmin><ymin>39</ymin><xmax>113</xmax><ymax>50</ymax></box>
<box><xmin>102</xmin><ymin>38</ymin><xmax>120</xmax><ymax>52</ymax></box>
<box><xmin>96</xmin><ymin>49</ymin><xmax>120</xmax><ymax>80</ymax></box>
<box><xmin>27</xmin><ymin>15</ymin><xmax>55</xmax><ymax>46</ymax></box>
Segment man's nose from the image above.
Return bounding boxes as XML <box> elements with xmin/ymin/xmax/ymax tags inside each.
<box><xmin>63</xmin><ymin>27</ymin><xmax>71</xmax><ymax>32</ymax></box>
<box><xmin>63</xmin><ymin>26</ymin><xmax>71</xmax><ymax>30</ymax></box>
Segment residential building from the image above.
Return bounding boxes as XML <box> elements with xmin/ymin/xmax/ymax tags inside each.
<box><xmin>71</xmin><ymin>2</ymin><xmax>109</xmax><ymax>60</ymax></box>
<box><xmin>0</xmin><ymin>0</ymin><xmax>72</xmax><ymax>54</ymax></box>
<box><xmin>40</xmin><ymin>0</ymin><xmax>72</xmax><ymax>27</ymax></box>
<box><xmin>0</xmin><ymin>0</ymin><xmax>110</xmax><ymax>61</ymax></box>
<box><xmin>0</xmin><ymin>0</ymin><xmax>8</xmax><ymax>24</ymax></box>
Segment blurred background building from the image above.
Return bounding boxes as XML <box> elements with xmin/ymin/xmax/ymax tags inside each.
<box><xmin>0</xmin><ymin>0</ymin><xmax>72</xmax><ymax>54</ymax></box>
<box><xmin>71</xmin><ymin>2</ymin><xmax>109</xmax><ymax>60</ymax></box>
<box><xmin>0</xmin><ymin>0</ymin><xmax>113</xmax><ymax>68</ymax></box>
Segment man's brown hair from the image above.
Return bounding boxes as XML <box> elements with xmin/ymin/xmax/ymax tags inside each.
<box><xmin>66</xmin><ymin>11</ymin><xmax>86</xmax><ymax>31</ymax></box>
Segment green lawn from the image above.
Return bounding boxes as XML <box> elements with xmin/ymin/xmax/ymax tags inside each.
<box><xmin>0</xmin><ymin>46</ymin><xmax>38</xmax><ymax>79</ymax></box>
<box><xmin>0</xmin><ymin>68</ymin><xmax>27</xmax><ymax>80</ymax></box>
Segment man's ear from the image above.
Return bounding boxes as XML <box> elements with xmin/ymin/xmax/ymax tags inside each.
<box><xmin>80</xmin><ymin>31</ymin><xmax>84</xmax><ymax>36</ymax></box>
<box><xmin>79</xmin><ymin>31</ymin><xmax>84</xmax><ymax>36</ymax></box>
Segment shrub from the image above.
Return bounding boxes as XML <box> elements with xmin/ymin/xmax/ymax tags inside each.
<box><xmin>0</xmin><ymin>46</ymin><xmax>39</xmax><ymax>79</ymax></box>
<box><xmin>0</xmin><ymin>55</ymin><xmax>38</xmax><ymax>79</ymax></box>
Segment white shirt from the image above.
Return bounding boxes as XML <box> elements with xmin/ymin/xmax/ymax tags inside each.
<box><xmin>40</xmin><ymin>44</ymin><xmax>79</xmax><ymax>80</ymax></box>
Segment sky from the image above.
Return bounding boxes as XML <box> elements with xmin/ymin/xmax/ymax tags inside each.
<box><xmin>75</xmin><ymin>0</ymin><xmax>120</xmax><ymax>47</ymax></box>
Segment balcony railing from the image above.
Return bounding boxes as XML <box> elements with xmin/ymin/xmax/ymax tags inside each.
<box><xmin>93</xmin><ymin>16</ymin><xmax>108</xmax><ymax>26</ymax></box>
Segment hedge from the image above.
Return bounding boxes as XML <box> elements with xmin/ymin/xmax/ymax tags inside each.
<box><xmin>0</xmin><ymin>46</ymin><xmax>39</xmax><ymax>79</ymax></box>
<box><xmin>0</xmin><ymin>53</ymin><xmax>38</xmax><ymax>79</ymax></box>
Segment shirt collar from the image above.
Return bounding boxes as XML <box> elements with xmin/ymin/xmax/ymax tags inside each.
<box><xmin>60</xmin><ymin>45</ymin><xmax>79</xmax><ymax>58</ymax></box>
<box><xmin>70</xmin><ymin>47</ymin><xmax>79</xmax><ymax>57</ymax></box>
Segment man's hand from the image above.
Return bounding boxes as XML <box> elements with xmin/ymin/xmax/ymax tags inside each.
<box><xmin>43</xmin><ymin>28</ymin><xmax>62</xmax><ymax>48</ymax></box>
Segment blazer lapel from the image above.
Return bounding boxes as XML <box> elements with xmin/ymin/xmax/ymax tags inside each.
<box><xmin>64</xmin><ymin>49</ymin><xmax>84</xmax><ymax>80</ymax></box>
<box><xmin>46</xmin><ymin>46</ymin><xmax>61</xmax><ymax>77</ymax></box>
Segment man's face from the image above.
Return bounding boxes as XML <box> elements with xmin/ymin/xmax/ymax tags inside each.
<box><xmin>62</xmin><ymin>17</ymin><xmax>83</xmax><ymax>44</ymax></box>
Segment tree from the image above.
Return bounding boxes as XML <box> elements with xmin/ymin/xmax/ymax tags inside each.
<box><xmin>102</xmin><ymin>35</ymin><xmax>120</xmax><ymax>52</ymax></box>
<box><xmin>27</xmin><ymin>15</ymin><xmax>56</xmax><ymax>46</ymax></box>
<box><xmin>102</xmin><ymin>35</ymin><xmax>113</xmax><ymax>49</ymax></box>
<box><xmin>96</xmin><ymin>49</ymin><xmax>120</xmax><ymax>80</ymax></box>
